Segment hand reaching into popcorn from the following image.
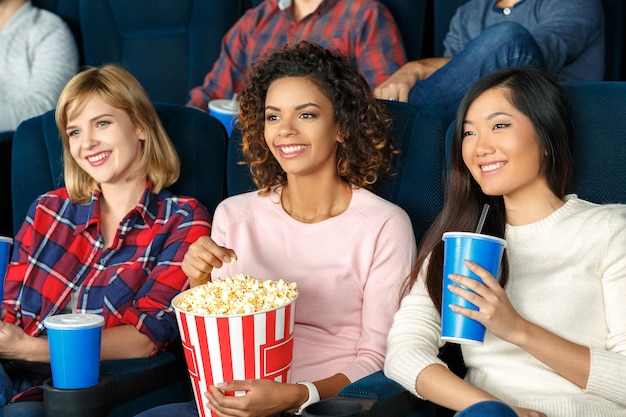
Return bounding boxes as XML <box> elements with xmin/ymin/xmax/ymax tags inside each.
<box><xmin>181</xmin><ymin>236</ymin><xmax>238</xmax><ymax>288</ymax></box>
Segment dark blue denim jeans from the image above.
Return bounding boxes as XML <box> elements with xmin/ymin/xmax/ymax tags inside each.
<box><xmin>456</xmin><ymin>400</ymin><xmax>518</xmax><ymax>417</ymax></box>
<box><xmin>409</xmin><ymin>22</ymin><xmax>546</xmax><ymax>112</ymax></box>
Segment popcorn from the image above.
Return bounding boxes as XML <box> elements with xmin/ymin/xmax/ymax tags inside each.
<box><xmin>175</xmin><ymin>273</ymin><xmax>298</xmax><ymax>315</ymax></box>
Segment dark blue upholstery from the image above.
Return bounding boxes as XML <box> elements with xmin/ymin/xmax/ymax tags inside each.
<box><xmin>432</xmin><ymin>0</ymin><xmax>468</xmax><ymax>57</ymax></box>
<box><xmin>565</xmin><ymin>81</ymin><xmax>626</xmax><ymax>203</ymax></box>
<box><xmin>226</xmin><ymin>127</ymin><xmax>256</xmax><ymax>197</ymax></box>
<box><xmin>79</xmin><ymin>0</ymin><xmax>241</xmax><ymax>105</ymax></box>
<box><xmin>0</xmin><ymin>131</ymin><xmax>13</xmax><ymax>237</ymax></box>
<box><xmin>601</xmin><ymin>0</ymin><xmax>626</xmax><ymax>81</ymax></box>
<box><xmin>10</xmin><ymin>103</ymin><xmax>227</xmax><ymax>415</ymax></box>
<box><xmin>379</xmin><ymin>0</ymin><xmax>427</xmax><ymax>61</ymax></box>
<box><xmin>376</xmin><ymin>102</ymin><xmax>454</xmax><ymax>243</ymax></box>
<box><xmin>11</xmin><ymin>110</ymin><xmax>64</xmax><ymax>236</ymax></box>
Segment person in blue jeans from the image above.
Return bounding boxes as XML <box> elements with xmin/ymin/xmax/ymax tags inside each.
<box><xmin>457</xmin><ymin>401</ymin><xmax>518</xmax><ymax>417</ymax></box>
<box><xmin>374</xmin><ymin>0</ymin><xmax>605</xmax><ymax>112</ymax></box>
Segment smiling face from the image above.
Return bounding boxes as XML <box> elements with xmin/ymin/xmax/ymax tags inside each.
<box><xmin>263</xmin><ymin>76</ymin><xmax>341</xmax><ymax>180</ymax></box>
<box><xmin>461</xmin><ymin>87</ymin><xmax>548</xmax><ymax>200</ymax></box>
<box><xmin>66</xmin><ymin>93</ymin><xmax>145</xmax><ymax>191</ymax></box>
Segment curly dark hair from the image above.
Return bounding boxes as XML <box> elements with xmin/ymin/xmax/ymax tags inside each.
<box><xmin>237</xmin><ymin>41</ymin><xmax>395</xmax><ymax>192</ymax></box>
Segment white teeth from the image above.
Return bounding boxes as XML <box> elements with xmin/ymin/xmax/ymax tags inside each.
<box><xmin>280</xmin><ymin>145</ymin><xmax>307</xmax><ymax>154</ymax></box>
<box><xmin>88</xmin><ymin>152</ymin><xmax>109</xmax><ymax>163</ymax></box>
<box><xmin>481</xmin><ymin>162</ymin><xmax>503</xmax><ymax>172</ymax></box>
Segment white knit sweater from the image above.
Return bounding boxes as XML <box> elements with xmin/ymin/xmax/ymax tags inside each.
<box><xmin>385</xmin><ymin>195</ymin><xmax>626</xmax><ymax>416</ymax></box>
<box><xmin>0</xmin><ymin>1</ymin><xmax>78</xmax><ymax>131</ymax></box>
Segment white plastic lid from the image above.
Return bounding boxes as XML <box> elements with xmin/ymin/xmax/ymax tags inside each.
<box><xmin>208</xmin><ymin>99</ymin><xmax>240</xmax><ymax>114</ymax></box>
<box><xmin>43</xmin><ymin>313</ymin><xmax>105</xmax><ymax>330</ymax></box>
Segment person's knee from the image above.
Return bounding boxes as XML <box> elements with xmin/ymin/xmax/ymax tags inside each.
<box><xmin>457</xmin><ymin>400</ymin><xmax>517</xmax><ymax>417</ymax></box>
<box><xmin>479</xmin><ymin>22</ymin><xmax>536</xmax><ymax>49</ymax></box>
<box><xmin>470</xmin><ymin>22</ymin><xmax>544</xmax><ymax>68</ymax></box>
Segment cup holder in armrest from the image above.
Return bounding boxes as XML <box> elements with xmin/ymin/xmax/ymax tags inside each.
<box><xmin>42</xmin><ymin>375</ymin><xmax>115</xmax><ymax>417</ymax></box>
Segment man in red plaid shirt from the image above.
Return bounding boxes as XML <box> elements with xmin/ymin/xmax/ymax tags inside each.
<box><xmin>187</xmin><ymin>0</ymin><xmax>407</xmax><ymax>112</ymax></box>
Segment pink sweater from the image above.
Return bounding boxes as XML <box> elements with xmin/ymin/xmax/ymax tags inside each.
<box><xmin>211</xmin><ymin>186</ymin><xmax>416</xmax><ymax>383</ymax></box>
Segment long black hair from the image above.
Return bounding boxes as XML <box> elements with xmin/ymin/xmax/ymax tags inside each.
<box><xmin>402</xmin><ymin>66</ymin><xmax>574</xmax><ymax>312</ymax></box>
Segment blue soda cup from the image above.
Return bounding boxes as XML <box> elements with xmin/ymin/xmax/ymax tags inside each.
<box><xmin>0</xmin><ymin>236</ymin><xmax>13</xmax><ymax>302</ymax></box>
<box><xmin>44</xmin><ymin>314</ymin><xmax>105</xmax><ymax>389</ymax></box>
<box><xmin>209</xmin><ymin>99</ymin><xmax>239</xmax><ymax>137</ymax></box>
<box><xmin>441</xmin><ymin>232</ymin><xmax>506</xmax><ymax>344</ymax></box>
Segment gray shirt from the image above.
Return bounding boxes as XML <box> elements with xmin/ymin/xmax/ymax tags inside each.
<box><xmin>0</xmin><ymin>1</ymin><xmax>79</xmax><ymax>131</ymax></box>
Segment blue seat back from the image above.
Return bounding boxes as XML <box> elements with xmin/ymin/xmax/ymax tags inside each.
<box><xmin>12</xmin><ymin>103</ymin><xmax>227</xmax><ymax>236</ymax></box>
<box><xmin>602</xmin><ymin>0</ymin><xmax>626</xmax><ymax>80</ymax></box>
<box><xmin>378</xmin><ymin>0</ymin><xmax>427</xmax><ymax>61</ymax></box>
<box><xmin>0</xmin><ymin>131</ymin><xmax>13</xmax><ymax>237</ymax></box>
<box><xmin>79</xmin><ymin>0</ymin><xmax>241</xmax><ymax>105</ymax></box>
<box><xmin>432</xmin><ymin>0</ymin><xmax>468</xmax><ymax>57</ymax></box>
<box><xmin>375</xmin><ymin>102</ymin><xmax>454</xmax><ymax>243</ymax></box>
<box><xmin>566</xmin><ymin>81</ymin><xmax>626</xmax><ymax>203</ymax></box>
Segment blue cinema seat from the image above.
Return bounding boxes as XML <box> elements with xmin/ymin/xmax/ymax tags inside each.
<box><xmin>79</xmin><ymin>0</ymin><xmax>241</xmax><ymax>105</ymax></box>
<box><xmin>378</xmin><ymin>0</ymin><xmax>427</xmax><ymax>61</ymax></box>
<box><xmin>0</xmin><ymin>131</ymin><xmax>12</xmax><ymax>238</ymax></box>
<box><xmin>565</xmin><ymin>81</ymin><xmax>626</xmax><ymax>203</ymax></box>
<box><xmin>11</xmin><ymin>103</ymin><xmax>228</xmax><ymax>416</ymax></box>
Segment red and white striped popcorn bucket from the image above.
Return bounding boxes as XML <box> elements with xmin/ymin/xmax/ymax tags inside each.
<box><xmin>173</xmin><ymin>291</ymin><xmax>297</xmax><ymax>417</ymax></box>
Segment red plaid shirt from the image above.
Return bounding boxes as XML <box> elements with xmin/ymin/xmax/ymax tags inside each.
<box><xmin>2</xmin><ymin>184</ymin><xmax>211</xmax><ymax>351</ymax></box>
<box><xmin>188</xmin><ymin>0</ymin><xmax>406</xmax><ymax>111</ymax></box>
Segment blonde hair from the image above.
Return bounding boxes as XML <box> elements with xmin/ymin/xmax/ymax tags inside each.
<box><xmin>55</xmin><ymin>64</ymin><xmax>180</xmax><ymax>203</ymax></box>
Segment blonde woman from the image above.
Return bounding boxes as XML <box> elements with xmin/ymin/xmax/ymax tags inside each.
<box><xmin>0</xmin><ymin>64</ymin><xmax>211</xmax><ymax>416</ymax></box>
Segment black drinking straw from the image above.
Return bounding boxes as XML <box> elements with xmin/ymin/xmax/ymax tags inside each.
<box><xmin>475</xmin><ymin>204</ymin><xmax>490</xmax><ymax>234</ymax></box>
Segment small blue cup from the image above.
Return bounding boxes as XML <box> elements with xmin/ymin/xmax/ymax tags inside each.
<box><xmin>44</xmin><ymin>314</ymin><xmax>105</xmax><ymax>389</ymax></box>
<box><xmin>0</xmin><ymin>236</ymin><xmax>13</xmax><ymax>302</ymax></box>
<box><xmin>441</xmin><ymin>232</ymin><xmax>506</xmax><ymax>344</ymax></box>
<box><xmin>209</xmin><ymin>99</ymin><xmax>239</xmax><ymax>137</ymax></box>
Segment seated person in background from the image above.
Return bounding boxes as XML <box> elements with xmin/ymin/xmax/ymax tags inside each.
<box><xmin>375</xmin><ymin>0</ymin><xmax>605</xmax><ymax>112</ymax></box>
<box><xmin>385</xmin><ymin>66</ymin><xmax>626</xmax><ymax>417</ymax></box>
<box><xmin>0</xmin><ymin>0</ymin><xmax>79</xmax><ymax>131</ymax></box>
<box><xmin>187</xmin><ymin>0</ymin><xmax>406</xmax><ymax>112</ymax></box>
<box><xmin>137</xmin><ymin>41</ymin><xmax>416</xmax><ymax>417</ymax></box>
<box><xmin>0</xmin><ymin>64</ymin><xmax>211</xmax><ymax>416</ymax></box>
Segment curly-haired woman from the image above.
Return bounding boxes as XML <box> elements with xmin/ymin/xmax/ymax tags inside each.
<box><xmin>138</xmin><ymin>41</ymin><xmax>417</xmax><ymax>417</ymax></box>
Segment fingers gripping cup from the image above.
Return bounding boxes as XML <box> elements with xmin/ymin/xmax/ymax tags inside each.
<box><xmin>43</xmin><ymin>313</ymin><xmax>105</xmax><ymax>389</ymax></box>
<box><xmin>441</xmin><ymin>232</ymin><xmax>506</xmax><ymax>344</ymax></box>
<box><xmin>208</xmin><ymin>99</ymin><xmax>240</xmax><ymax>137</ymax></box>
<box><xmin>173</xmin><ymin>274</ymin><xmax>298</xmax><ymax>417</ymax></box>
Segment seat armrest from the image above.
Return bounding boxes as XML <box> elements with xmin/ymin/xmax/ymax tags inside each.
<box><xmin>337</xmin><ymin>371</ymin><xmax>435</xmax><ymax>417</ymax></box>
